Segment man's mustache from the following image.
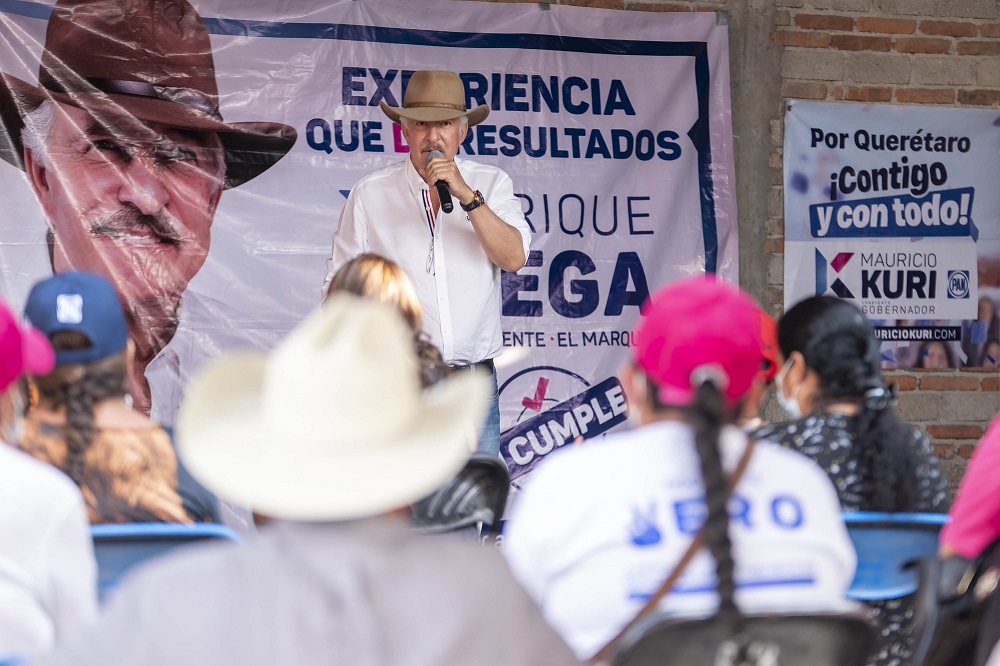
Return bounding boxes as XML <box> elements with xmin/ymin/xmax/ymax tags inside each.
<box><xmin>90</xmin><ymin>208</ymin><xmax>183</xmax><ymax>244</ymax></box>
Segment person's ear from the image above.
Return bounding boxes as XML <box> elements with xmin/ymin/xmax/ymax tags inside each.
<box><xmin>23</xmin><ymin>145</ymin><xmax>51</xmax><ymax>198</ymax></box>
<box><xmin>620</xmin><ymin>363</ymin><xmax>648</xmax><ymax>408</ymax></box>
<box><xmin>126</xmin><ymin>339</ymin><xmax>136</xmax><ymax>375</ymax></box>
<box><xmin>785</xmin><ymin>351</ymin><xmax>808</xmax><ymax>386</ymax></box>
<box><xmin>0</xmin><ymin>385</ymin><xmax>13</xmax><ymax>432</ymax></box>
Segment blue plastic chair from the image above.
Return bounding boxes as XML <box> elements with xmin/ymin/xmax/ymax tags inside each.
<box><xmin>91</xmin><ymin>523</ymin><xmax>239</xmax><ymax>601</ymax></box>
<box><xmin>843</xmin><ymin>511</ymin><xmax>948</xmax><ymax>601</ymax></box>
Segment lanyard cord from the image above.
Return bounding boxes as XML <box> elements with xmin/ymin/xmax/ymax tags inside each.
<box><xmin>422</xmin><ymin>189</ymin><xmax>436</xmax><ymax>275</ymax></box>
<box><xmin>421</xmin><ymin>189</ymin><xmax>436</xmax><ymax>238</ymax></box>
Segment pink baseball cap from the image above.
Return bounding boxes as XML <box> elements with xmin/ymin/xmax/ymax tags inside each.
<box><xmin>0</xmin><ymin>297</ymin><xmax>55</xmax><ymax>393</ymax></box>
<box><xmin>632</xmin><ymin>276</ymin><xmax>765</xmax><ymax>406</ymax></box>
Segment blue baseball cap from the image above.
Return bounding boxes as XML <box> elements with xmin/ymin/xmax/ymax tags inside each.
<box><xmin>24</xmin><ymin>271</ymin><xmax>128</xmax><ymax>366</ymax></box>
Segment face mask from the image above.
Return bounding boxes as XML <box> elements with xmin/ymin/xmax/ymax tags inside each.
<box><xmin>774</xmin><ymin>359</ymin><xmax>802</xmax><ymax>419</ymax></box>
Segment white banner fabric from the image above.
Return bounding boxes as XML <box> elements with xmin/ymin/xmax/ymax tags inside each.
<box><xmin>0</xmin><ymin>0</ymin><xmax>737</xmax><ymax>486</ymax></box>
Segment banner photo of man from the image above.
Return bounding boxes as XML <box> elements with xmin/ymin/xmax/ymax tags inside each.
<box><xmin>0</xmin><ymin>1</ymin><xmax>738</xmax><ymax>486</ymax></box>
<box><xmin>784</xmin><ymin>100</ymin><xmax>1000</xmax><ymax>371</ymax></box>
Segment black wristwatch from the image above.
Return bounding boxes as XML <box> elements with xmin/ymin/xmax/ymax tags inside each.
<box><xmin>461</xmin><ymin>190</ymin><xmax>485</xmax><ymax>212</ymax></box>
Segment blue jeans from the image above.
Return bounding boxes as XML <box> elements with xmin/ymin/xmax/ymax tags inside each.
<box><xmin>475</xmin><ymin>366</ymin><xmax>501</xmax><ymax>456</ymax></box>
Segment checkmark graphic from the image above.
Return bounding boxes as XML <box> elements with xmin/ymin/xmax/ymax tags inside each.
<box><xmin>522</xmin><ymin>377</ymin><xmax>549</xmax><ymax>412</ymax></box>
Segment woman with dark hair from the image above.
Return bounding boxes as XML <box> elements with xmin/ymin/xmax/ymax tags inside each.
<box><xmin>19</xmin><ymin>272</ymin><xmax>203</xmax><ymax>524</ymax></box>
<box><xmin>756</xmin><ymin>296</ymin><xmax>945</xmax><ymax>512</ymax></box>
<box><xmin>914</xmin><ymin>339</ymin><xmax>957</xmax><ymax>369</ymax></box>
<box><xmin>505</xmin><ymin>278</ymin><xmax>856</xmax><ymax>661</ymax></box>
<box><xmin>754</xmin><ymin>295</ymin><xmax>946</xmax><ymax>666</ymax></box>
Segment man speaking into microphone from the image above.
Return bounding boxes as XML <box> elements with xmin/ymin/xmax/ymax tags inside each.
<box><xmin>323</xmin><ymin>70</ymin><xmax>530</xmax><ymax>456</ymax></box>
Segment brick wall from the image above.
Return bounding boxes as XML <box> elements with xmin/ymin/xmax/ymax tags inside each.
<box><xmin>774</xmin><ymin>5</ymin><xmax>1000</xmax><ymax>107</ymax></box>
<box><xmin>766</xmin><ymin>0</ymin><xmax>1000</xmax><ymax>490</ymax></box>
<box><xmin>469</xmin><ymin>0</ymin><xmax>1000</xmax><ymax>491</ymax></box>
<box><xmin>889</xmin><ymin>369</ymin><xmax>999</xmax><ymax>486</ymax></box>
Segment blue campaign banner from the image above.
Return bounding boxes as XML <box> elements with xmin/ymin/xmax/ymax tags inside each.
<box><xmin>785</xmin><ymin>101</ymin><xmax>1000</xmax><ymax>367</ymax></box>
<box><xmin>808</xmin><ymin>188</ymin><xmax>975</xmax><ymax>239</ymax></box>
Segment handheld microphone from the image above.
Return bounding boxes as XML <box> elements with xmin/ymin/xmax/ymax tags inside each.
<box><xmin>426</xmin><ymin>150</ymin><xmax>454</xmax><ymax>214</ymax></box>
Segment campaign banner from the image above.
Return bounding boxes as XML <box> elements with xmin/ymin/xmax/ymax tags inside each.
<box><xmin>798</xmin><ymin>240</ymin><xmax>977</xmax><ymax>320</ymax></box>
<box><xmin>784</xmin><ymin>101</ymin><xmax>1000</xmax><ymax>370</ymax></box>
<box><xmin>502</xmin><ymin>376</ymin><xmax>628</xmax><ymax>482</ymax></box>
<box><xmin>0</xmin><ymin>0</ymin><xmax>737</xmax><ymax>486</ymax></box>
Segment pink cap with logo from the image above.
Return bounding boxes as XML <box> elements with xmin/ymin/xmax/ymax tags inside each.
<box><xmin>631</xmin><ymin>276</ymin><xmax>765</xmax><ymax>406</ymax></box>
<box><xmin>0</xmin><ymin>298</ymin><xmax>55</xmax><ymax>393</ymax></box>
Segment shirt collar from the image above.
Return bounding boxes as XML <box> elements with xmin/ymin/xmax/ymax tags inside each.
<box><xmin>404</xmin><ymin>155</ymin><xmax>429</xmax><ymax>199</ymax></box>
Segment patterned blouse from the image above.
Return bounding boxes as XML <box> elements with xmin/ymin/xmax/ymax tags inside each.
<box><xmin>753</xmin><ymin>412</ymin><xmax>947</xmax><ymax>512</ymax></box>
<box><xmin>753</xmin><ymin>412</ymin><xmax>947</xmax><ymax>666</ymax></box>
<box><xmin>18</xmin><ymin>413</ymin><xmax>194</xmax><ymax>525</ymax></box>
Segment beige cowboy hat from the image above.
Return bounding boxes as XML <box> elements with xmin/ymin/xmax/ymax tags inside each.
<box><xmin>0</xmin><ymin>0</ymin><xmax>296</xmax><ymax>189</ymax></box>
<box><xmin>176</xmin><ymin>294</ymin><xmax>489</xmax><ymax>521</ymax></box>
<box><xmin>380</xmin><ymin>70</ymin><xmax>490</xmax><ymax>127</ymax></box>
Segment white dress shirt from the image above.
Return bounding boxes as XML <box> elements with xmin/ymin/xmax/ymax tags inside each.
<box><xmin>324</xmin><ymin>157</ymin><xmax>530</xmax><ymax>365</ymax></box>
<box><xmin>504</xmin><ymin>422</ymin><xmax>858</xmax><ymax>660</ymax></box>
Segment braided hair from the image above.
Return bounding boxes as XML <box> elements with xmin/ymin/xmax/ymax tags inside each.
<box><xmin>32</xmin><ymin>331</ymin><xmax>128</xmax><ymax>486</ymax></box>
<box><xmin>414</xmin><ymin>335</ymin><xmax>453</xmax><ymax>389</ymax></box>
<box><xmin>649</xmin><ymin>375</ymin><xmax>744</xmax><ymax>635</ymax></box>
<box><xmin>778</xmin><ymin>296</ymin><xmax>916</xmax><ymax>511</ymax></box>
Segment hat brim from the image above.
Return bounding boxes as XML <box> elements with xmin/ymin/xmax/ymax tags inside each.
<box><xmin>380</xmin><ymin>100</ymin><xmax>489</xmax><ymax>128</ymax></box>
<box><xmin>176</xmin><ymin>351</ymin><xmax>489</xmax><ymax>522</ymax></box>
<box><xmin>0</xmin><ymin>72</ymin><xmax>296</xmax><ymax>189</ymax></box>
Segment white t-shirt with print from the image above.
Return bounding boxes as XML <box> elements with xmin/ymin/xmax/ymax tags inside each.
<box><xmin>504</xmin><ymin>421</ymin><xmax>858</xmax><ymax>660</ymax></box>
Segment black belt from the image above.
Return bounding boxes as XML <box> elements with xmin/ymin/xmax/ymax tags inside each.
<box><xmin>451</xmin><ymin>358</ymin><xmax>495</xmax><ymax>371</ymax></box>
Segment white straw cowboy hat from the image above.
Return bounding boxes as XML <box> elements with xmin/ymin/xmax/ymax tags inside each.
<box><xmin>176</xmin><ymin>295</ymin><xmax>489</xmax><ymax>521</ymax></box>
<box><xmin>380</xmin><ymin>70</ymin><xmax>489</xmax><ymax>127</ymax></box>
<box><xmin>0</xmin><ymin>0</ymin><xmax>296</xmax><ymax>189</ymax></box>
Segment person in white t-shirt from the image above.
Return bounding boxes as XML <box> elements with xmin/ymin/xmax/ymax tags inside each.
<box><xmin>0</xmin><ymin>296</ymin><xmax>97</xmax><ymax>658</ymax></box>
<box><xmin>504</xmin><ymin>276</ymin><xmax>857</xmax><ymax>661</ymax></box>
